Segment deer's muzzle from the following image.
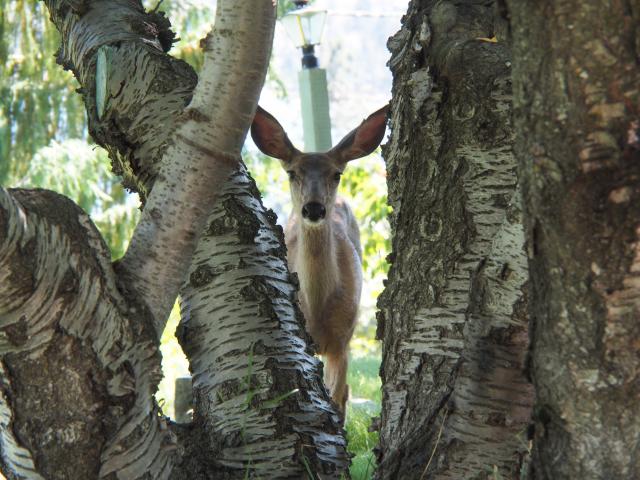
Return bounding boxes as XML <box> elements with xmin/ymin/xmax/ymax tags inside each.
<box><xmin>302</xmin><ymin>202</ymin><xmax>326</xmax><ymax>222</ymax></box>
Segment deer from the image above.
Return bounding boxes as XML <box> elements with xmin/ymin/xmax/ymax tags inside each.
<box><xmin>251</xmin><ymin>105</ymin><xmax>388</xmax><ymax>415</ymax></box>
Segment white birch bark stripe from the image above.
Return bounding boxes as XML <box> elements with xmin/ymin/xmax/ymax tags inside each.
<box><xmin>0</xmin><ymin>191</ymin><xmax>45</xmax><ymax>478</ymax></box>
<box><xmin>382</xmin><ymin>82</ymin><xmax>520</xmax><ymax>448</ymax></box>
<box><xmin>0</xmin><ymin>363</ymin><xmax>44</xmax><ymax>479</ymax></box>
<box><xmin>0</xmin><ymin>188</ymin><xmax>174</xmax><ymax>479</ymax></box>
<box><xmin>441</xmin><ymin>192</ymin><xmax>533</xmax><ymax>478</ymax></box>
<box><xmin>44</xmin><ymin>0</ymin><xmax>199</xmax><ymax>196</ymax></box>
<box><xmin>118</xmin><ymin>0</ymin><xmax>275</xmax><ymax>337</ymax></box>
<box><xmin>180</xmin><ymin>168</ymin><xmax>347</xmax><ymax>478</ymax></box>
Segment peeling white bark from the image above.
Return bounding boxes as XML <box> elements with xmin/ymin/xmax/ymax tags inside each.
<box><xmin>178</xmin><ymin>166</ymin><xmax>349</xmax><ymax>478</ymax></box>
<box><xmin>0</xmin><ymin>362</ymin><xmax>44</xmax><ymax>479</ymax></box>
<box><xmin>2</xmin><ymin>1</ymin><xmax>348</xmax><ymax>477</ymax></box>
<box><xmin>0</xmin><ymin>188</ymin><xmax>173</xmax><ymax>479</ymax></box>
<box><xmin>381</xmin><ymin>81</ymin><xmax>524</xmax><ymax>457</ymax></box>
<box><xmin>441</xmin><ymin>191</ymin><xmax>533</xmax><ymax>478</ymax></box>
<box><xmin>0</xmin><ymin>193</ymin><xmax>46</xmax><ymax>479</ymax></box>
<box><xmin>377</xmin><ymin>3</ymin><xmax>533</xmax><ymax>477</ymax></box>
<box><xmin>118</xmin><ymin>0</ymin><xmax>276</xmax><ymax>337</ymax></box>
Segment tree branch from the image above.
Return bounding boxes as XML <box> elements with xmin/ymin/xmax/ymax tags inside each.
<box><xmin>0</xmin><ymin>187</ymin><xmax>172</xmax><ymax>479</ymax></box>
<box><xmin>43</xmin><ymin>0</ymin><xmax>197</xmax><ymax>197</ymax></box>
<box><xmin>173</xmin><ymin>167</ymin><xmax>350</xmax><ymax>478</ymax></box>
<box><xmin>510</xmin><ymin>0</ymin><xmax>640</xmax><ymax>476</ymax></box>
<box><xmin>376</xmin><ymin>1</ymin><xmax>532</xmax><ymax>477</ymax></box>
<box><xmin>116</xmin><ymin>0</ymin><xmax>276</xmax><ymax>337</ymax></box>
<box><xmin>34</xmin><ymin>2</ymin><xmax>349</xmax><ymax>477</ymax></box>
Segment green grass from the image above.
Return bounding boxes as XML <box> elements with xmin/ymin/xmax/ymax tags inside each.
<box><xmin>345</xmin><ymin>353</ymin><xmax>382</xmax><ymax>480</ymax></box>
<box><xmin>347</xmin><ymin>354</ymin><xmax>382</xmax><ymax>404</ymax></box>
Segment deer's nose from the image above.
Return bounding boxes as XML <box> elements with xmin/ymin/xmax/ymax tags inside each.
<box><xmin>302</xmin><ymin>202</ymin><xmax>326</xmax><ymax>222</ymax></box>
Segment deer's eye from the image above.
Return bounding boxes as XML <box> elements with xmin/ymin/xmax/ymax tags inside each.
<box><xmin>333</xmin><ymin>171</ymin><xmax>342</xmax><ymax>182</ymax></box>
<box><xmin>287</xmin><ymin>170</ymin><xmax>297</xmax><ymax>181</ymax></box>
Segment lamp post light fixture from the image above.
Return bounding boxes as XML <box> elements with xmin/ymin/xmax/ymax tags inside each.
<box><xmin>282</xmin><ymin>1</ymin><xmax>332</xmax><ymax>152</ymax></box>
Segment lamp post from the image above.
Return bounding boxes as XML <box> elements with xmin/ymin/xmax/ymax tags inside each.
<box><xmin>281</xmin><ymin>1</ymin><xmax>332</xmax><ymax>152</ymax></box>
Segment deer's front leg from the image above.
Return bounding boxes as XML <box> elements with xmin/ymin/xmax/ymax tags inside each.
<box><xmin>324</xmin><ymin>350</ymin><xmax>349</xmax><ymax>417</ymax></box>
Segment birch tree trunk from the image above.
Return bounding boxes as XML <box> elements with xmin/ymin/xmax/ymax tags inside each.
<box><xmin>176</xmin><ymin>166</ymin><xmax>347</xmax><ymax>478</ymax></box>
<box><xmin>0</xmin><ymin>0</ymin><xmax>349</xmax><ymax>477</ymax></box>
<box><xmin>0</xmin><ymin>187</ymin><xmax>172</xmax><ymax>479</ymax></box>
<box><xmin>509</xmin><ymin>0</ymin><xmax>640</xmax><ymax>478</ymax></box>
<box><xmin>375</xmin><ymin>1</ymin><xmax>533</xmax><ymax>478</ymax></box>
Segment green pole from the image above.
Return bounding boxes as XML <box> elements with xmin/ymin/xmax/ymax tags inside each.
<box><xmin>299</xmin><ymin>67</ymin><xmax>332</xmax><ymax>152</ymax></box>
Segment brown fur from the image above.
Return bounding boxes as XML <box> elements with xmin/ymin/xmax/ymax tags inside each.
<box><xmin>251</xmin><ymin>105</ymin><xmax>388</xmax><ymax>416</ymax></box>
<box><xmin>285</xmin><ymin>199</ymin><xmax>362</xmax><ymax>413</ymax></box>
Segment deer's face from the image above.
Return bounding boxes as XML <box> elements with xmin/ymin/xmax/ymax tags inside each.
<box><xmin>285</xmin><ymin>153</ymin><xmax>343</xmax><ymax>225</ymax></box>
<box><xmin>251</xmin><ymin>104</ymin><xmax>388</xmax><ymax>226</ymax></box>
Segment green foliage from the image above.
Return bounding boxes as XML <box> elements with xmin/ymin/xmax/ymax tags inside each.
<box><xmin>16</xmin><ymin>140</ymin><xmax>140</xmax><ymax>259</ymax></box>
<box><xmin>340</xmin><ymin>151</ymin><xmax>391</xmax><ymax>280</ymax></box>
<box><xmin>143</xmin><ymin>0</ymin><xmax>212</xmax><ymax>70</ymax></box>
<box><xmin>2</xmin><ymin>0</ymin><xmax>140</xmax><ymax>259</ymax></box>
<box><xmin>2</xmin><ymin>3</ymin><xmax>387</xmax><ymax>477</ymax></box>
<box><xmin>347</xmin><ymin>354</ymin><xmax>382</xmax><ymax>405</ymax></box>
<box><xmin>0</xmin><ymin>0</ymin><xmax>85</xmax><ymax>184</ymax></box>
<box><xmin>157</xmin><ymin>305</ymin><xmax>190</xmax><ymax>417</ymax></box>
<box><xmin>347</xmin><ymin>427</ymin><xmax>378</xmax><ymax>479</ymax></box>
<box><xmin>146</xmin><ymin>0</ymin><xmax>305</xmax><ymax>73</ymax></box>
<box><xmin>346</xmin><ymin>355</ymin><xmax>382</xmax><ymax>480</ymax></box>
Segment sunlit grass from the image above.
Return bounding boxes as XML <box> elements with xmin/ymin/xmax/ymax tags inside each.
<box><xmin>348</xmin><ymin>354</ymin><xmax>382</xmax><ymax>405</ymax></box>
<box><xmin>346</xmin><ymin>352</ymin><xmax>382</xmax><ymax>480</ymax></box>
<box><xmin>347</xmin><ymin>412</ymin><xmax>378</xmax><ymax>480</ymax></box>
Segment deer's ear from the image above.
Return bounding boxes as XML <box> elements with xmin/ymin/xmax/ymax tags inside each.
<box><xmin>330</xmin><ymin>104</ymin><xmax>389</xmax><ymax>162</ymax></box>
<box><xmin>251</xmin><ymin>106</ymin><xmax>298</xmax><ymax>162</ymax></box>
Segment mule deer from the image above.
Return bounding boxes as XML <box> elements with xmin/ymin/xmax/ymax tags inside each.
<box><xmin>251</xmin><ymin>105</ymin><xmax>388</xmax><ymax>415</ymax></box>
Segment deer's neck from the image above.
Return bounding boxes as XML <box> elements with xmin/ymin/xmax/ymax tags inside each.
<box><xmin>294</xmin><ymin>221</ymin><xmax>339</xmax><ymax>319</ymax></box>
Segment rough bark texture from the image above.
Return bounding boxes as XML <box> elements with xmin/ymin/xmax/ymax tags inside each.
<box><xmin>175</xmin><ymin>166</ymin><xmax>348</xmax><ymax>479</ymax></box>
<box><xmin>117</xmin><ymin>0</ymin><xmax>276</xmax><ymax>335</ymax></box>
<box><xmin>0</xmin><ymin>0</ymin><xmax>349</xmax><ymax>478</ymax></box>
<box><xmin>509</xmin><ymin>0</ymin><xmax>640</xmax><ymax>478</ymax></box>
<box><xmin>376</xmin><ymin>1</ymin><xmax>533</xmax><ymax>478</ymax></box>
<box><xmin>0</xmin><ymin>188</ymin><xmax>172</xmax><ymax>479</ymax></box>
<box><xmin>45</xmin><ymin>0</ymin><xmax>196</xmax><ymax>198</ymax></box>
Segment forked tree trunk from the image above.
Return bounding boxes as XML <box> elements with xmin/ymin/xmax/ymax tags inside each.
<box><xmin>175</xmin><ymin>165</ymin><xmax>348</xmax><ymax>478</ymax></box>
<box><xmin>509</xmin><ymin>0</ymin><xmax>640</xmax><ymax>478</ymax></box>
<box><xmin>0</xmin><ymin>0</ymin><xmax>349</xmax><ymax>478</ymax></box>
<box><xmin>376</xmin><ymin>1</ymin><xmax>533</xmax><ymax>478</ymax></box>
